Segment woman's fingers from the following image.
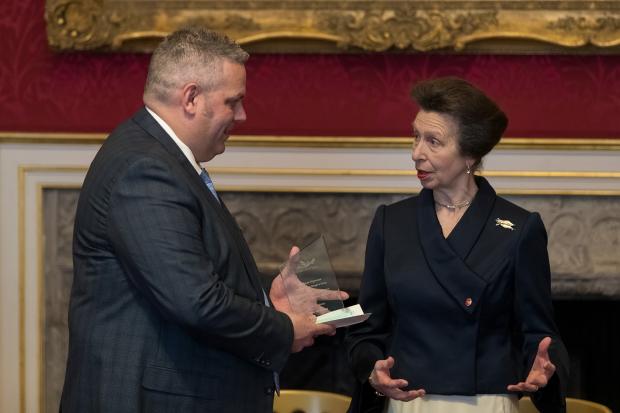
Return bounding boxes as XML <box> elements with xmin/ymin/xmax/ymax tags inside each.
<box><xmin>404</xmin><ymin>389</ymin><xmax>426</xmax><ymax>401</ymax></box>
<box><xmin>537</xmin><ymin>337</ymin><xmax>552</xmax><ymax>355</ymax></box>
<box><xmin>529</xmin><ymin>374</ymin><xmax>549</xmax><ymax>387</ymax></box>
<box><xmin>507</xmin><ymin>382</ymin><xmax>539</xmax><ymax>392</ymax></box>
<box><xmin>372</xmin><ymin>359</ymin><xmax>404</xmax><ymax>388</ymax></box>
<box><xmin>373</xmin><ymin>375</ymin><xmax>408</xmax><ymax>390</ymax></box>
<box><xmin>507</xmin><ymin>338</ymin><xmax>557</xmax><ymax>394</ymax></box>
<box><xmin>389</xmin><ymin>388</ymin><xmax>426</xmax><ymax>401</ymax></box>
<box><xmin>543</xmin><ymin>361</ymin><xmax>556</xmax><ymax>376</ymax></box>
<box><xmin>379</xmin><ymin>378</ymin><xmax>408</xmax><ymax>389</ymax></box>
<box><xmin>373</xmin><ymin>357</ymin><xmax>394</xmax><ymax>375</ymax></box>
<box><xmin>371</xmin><ymin>357</ymin><xmax>425</xmax><ymax>401</ymax></box>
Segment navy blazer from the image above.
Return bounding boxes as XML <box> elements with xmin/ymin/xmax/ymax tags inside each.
<box><xmin>60</xmin><ymin>108</ymin><xmax>293</xmax><ymax>413</ymax></box>
<box><xmin>345</xmin><ymin>177</ymin><xmax>568</xmax><ymax>413</ymax></box>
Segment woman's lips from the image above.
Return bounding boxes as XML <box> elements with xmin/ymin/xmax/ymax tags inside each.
<box><xmin>417</xmin><ymin>170</ymin><xmax>431</xmax><ymax>180</ymax></box>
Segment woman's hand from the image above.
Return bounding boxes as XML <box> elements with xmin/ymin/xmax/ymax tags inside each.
<box><xmin>369</xmin><ymin>356</ymin><xmax>426</xmax><ymax>401</ymax></box>
<box><xmin>507</xmin><ymin>337</ymin><xmax>556</xmax><ymax>393</ymax></box>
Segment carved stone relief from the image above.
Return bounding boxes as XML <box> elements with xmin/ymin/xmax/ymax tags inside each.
<box><xmin>223</xmin><ymin>192</ymin><xmax>405</xmax><ymax>291</ymax></box>
<box><xmin>43</xmin><ymin>189</ymin><xmax>79</xmax><ymax>413</ymax></box>
<box><xmin>529</xmin><ymin>197</ymin><xmax>620</xmax><ymax>298</ymax></box>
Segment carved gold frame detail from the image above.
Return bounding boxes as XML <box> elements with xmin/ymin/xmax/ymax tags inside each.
<box><xmin>45</xmin><ymin>0</ymin><xmax>620</xmax><ymax>53</ymax></box>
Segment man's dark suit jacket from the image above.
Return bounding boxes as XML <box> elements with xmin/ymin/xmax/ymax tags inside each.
<box><xmin>345</xmin><ymin>176</ymin><xmax>569</xmax><ymax>413</ymax></box>
<box><xmin>60</xmin><ymin>108</ymin><xmax>293</xmax><ymax>413</ymax></box>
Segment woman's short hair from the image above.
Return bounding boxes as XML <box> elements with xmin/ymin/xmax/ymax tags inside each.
<box><xmin>411</xmin><ymin>77</ymin><xmax>508</xmax><ymax>169</ymax></box>
<box><xmin>144</xmin><ymin>28</ymin><xmax>249</xmax><ymax>103</ymax></box>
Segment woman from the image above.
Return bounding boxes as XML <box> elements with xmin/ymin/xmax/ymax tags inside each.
<box><xmin>345</xmin><ymin>77</ymin><xmax>568</xmax><ymax>413</ymax></box>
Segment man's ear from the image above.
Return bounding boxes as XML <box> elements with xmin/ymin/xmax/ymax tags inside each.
<box><xmin>181</xmin><ymin>83</ymin><xmax>200</xmax><ymax>114</ymax></box>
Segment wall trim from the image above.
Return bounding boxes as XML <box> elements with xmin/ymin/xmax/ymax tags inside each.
<box><xmin>208</xmin><ymin>167</ymin><xmax>620</xmax><ymax>179</ymax></box>
<box><xmin>1</xmin><ymin>132</ymin><xmax>619</xmax><ymax>151</ymax></box>
<box><xmin>8</xmin><ymin>165</ymin><xmax>620</xmax><ymax>196</ymax></box>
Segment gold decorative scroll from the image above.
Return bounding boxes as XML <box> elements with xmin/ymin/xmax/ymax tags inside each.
<box><xmin>45</xmin><ymin>1</ymin><xmax>620</xmax><ymax>53</ymax></box>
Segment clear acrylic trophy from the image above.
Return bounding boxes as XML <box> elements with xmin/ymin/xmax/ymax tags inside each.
<box><xmin>280</xmin><ymin>236</ymin><xmax>370</xmax><ymax>328</ymax></box>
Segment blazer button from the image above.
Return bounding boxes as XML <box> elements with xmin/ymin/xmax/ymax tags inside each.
<box><xmin>464</xmin><ymin>297</ymin><xmax>473</xmax><ymax>307</ymax></box>
<box><xmin>264</xmin><ymin>386</ymin><xmax>274</xmax><ymax>395</ymax></box>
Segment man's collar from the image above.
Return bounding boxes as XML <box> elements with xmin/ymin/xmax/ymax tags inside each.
<box><xmin>145</xmin><ymin>106</ymin><xmax>202</xmax><ymax>175</ymax></box>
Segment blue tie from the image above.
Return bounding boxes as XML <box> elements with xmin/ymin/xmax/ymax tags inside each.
<box><xmin>200</xmin><ymin>168</ymin><xmax>220</xmax><ymax>203</ymax></box>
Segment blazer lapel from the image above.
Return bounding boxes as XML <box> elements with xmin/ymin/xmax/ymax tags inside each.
<box><xmin>446</xmin><ymin>176</ymin><xmax>497</xmax><ymax>263</ymax></box>
<box><xmin>133</xmin><ymin>108</ymin><xmax>265</xmax><ymax>301</ymax></box>
<box><xmin>417</xmin><ymin>186</ymin><xmax>488</xmax><ymax>315</ymax></box>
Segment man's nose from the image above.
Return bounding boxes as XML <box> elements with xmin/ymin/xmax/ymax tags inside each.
<box><xmin>235</xmin><ymin>104</ymin><xmax>247</xmax><ymax>122</ymax></box>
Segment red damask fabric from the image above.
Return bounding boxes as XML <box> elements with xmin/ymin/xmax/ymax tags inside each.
<box><xmin>0</xmin><ymin>0</ymin><xmax>618</xmax><ymax>137</ymax></box>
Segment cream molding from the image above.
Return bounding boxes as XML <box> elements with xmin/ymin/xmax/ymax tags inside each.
<box><xmin>44</xmin><ymin>0</ymin><xmax>620</xmax><ymax>53</ymax></box>
<box><xmin>208</xmin><ymin>167</ymin><xmax>620</xmax><ymax>179</ymax></box>
<box><xmin>12</xmin><ymin>164</ymin><xmax>620</xmax><ymax>181</ymax></box>
<box><xmin>10</xmin><ymin>165</ymin><xmax>620</xmax><ymax>196</ymax></box>
<box><xmin>11</xmin><ymin>166</ymin><xmax>89</xmax><ymax>413</ymax></box>
<box><xmin>1</xmin><ymin>133</ymin><xmax>619</xmax><ymax>151</ymax></box>
<box><xmin>214</xmin><ymin>186</ymin><xmax>620</xmax><ymax>196</ymax></box>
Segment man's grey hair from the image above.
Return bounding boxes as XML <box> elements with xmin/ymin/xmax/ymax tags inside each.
<box><xmin>144</xmin><ymin>28</ymin><xmax>249</xmax><ymax>103</ymax></box>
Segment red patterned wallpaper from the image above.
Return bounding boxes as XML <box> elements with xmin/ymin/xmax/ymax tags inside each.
<box><xmin>1</xmin><ymin>0</ymin><xmax>619</xmax><ymax>138</ymax></box>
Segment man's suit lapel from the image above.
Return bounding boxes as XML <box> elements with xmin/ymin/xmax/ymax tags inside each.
<box><xmin>218</xmin><ymin>199</ymin><xmax>267</xmax><ymax>300</ymax></box>
<box><xmin>132</xmin><ymin>107</ymin><xmax>265</xmax><ymax>301</ymax></box>
<box><xmin>417</xmin><ymin>177</ymin><xmax>497</xmax><ymax>315</ymax></box>
<box><xmin>133</xmin><ymin>107</ymin><xmax>188</xmax><ymax>166</ymax></box>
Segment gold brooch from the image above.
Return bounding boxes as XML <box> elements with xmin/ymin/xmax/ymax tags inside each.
<box><xmin>495</xmin><ymin>218</ymin><xmax>515</xmax><ymax>230</ymax></box>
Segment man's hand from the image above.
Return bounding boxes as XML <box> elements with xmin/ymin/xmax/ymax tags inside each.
<box><xmin>287</xmin><ymin>312</ymin><xmax>336</xmax><ymax>352</ymax></box>
<box><xmin>270</xmin><ymin>246</ymin><xmax>349</xmax><ymax>315</ymax></box>
<box><xmin>270</xmin><ymin>246</ymin><xmax>348</xmax><ymax>352</ymax></box>
<box><xmin>369</xmin><ymin>356</ymin><xmax>426</xmax><ymax>401</ymax></box>
<box><xmin>268</xmin><ymin>246</ymin><xmax>300</xmax><ymax>314</ymax></box>
<box><xmin>508</xmin><ymin>337</ymin><xmax>556</xmax><ymax>393</ymax></box>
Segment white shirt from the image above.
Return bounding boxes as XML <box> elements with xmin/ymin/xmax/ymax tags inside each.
<box><xmin>145</xmin><ymin>106</ymin><xmax>202</xmax><ymax>176</ymax></box>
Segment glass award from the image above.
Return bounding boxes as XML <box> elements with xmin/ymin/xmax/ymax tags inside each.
<box><xmin>280</xmin><ymin>236</ymin><xmax>370</xmax><ymax>328</ymax></box>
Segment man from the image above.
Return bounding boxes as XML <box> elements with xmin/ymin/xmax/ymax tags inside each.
<box><xmin>60</xmin><ymin>28</ymin><xmax>337</xmax><ymax>413</ymax></box>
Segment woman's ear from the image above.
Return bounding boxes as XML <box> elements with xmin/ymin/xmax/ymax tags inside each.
<box><xmin>465</xmin><ymin>157</ymin><xmax>480</xmax><ymax>174</ymax></box>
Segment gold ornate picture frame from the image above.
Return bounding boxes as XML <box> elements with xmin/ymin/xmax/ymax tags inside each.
<box><xmin>46</xmin><ymin>0</ymin><xmax>620</xmax><ymax>53</ymax></box>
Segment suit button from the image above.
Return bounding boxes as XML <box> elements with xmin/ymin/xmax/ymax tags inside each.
<box><xmin>464</xmin><ymin>297</ymin><xmax>473</xmax><ymax>307</ymax></box>
<box><xmin>264</xmin><ymin>386</ymin><xmax>274</xmax><ymax>395</ymax></box>
<box><xmin>265</xmin><ymin>360</ymin><xmax>271</xmax><ymax>366</ymax></box>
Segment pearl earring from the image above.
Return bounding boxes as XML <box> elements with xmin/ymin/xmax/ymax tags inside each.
<box><xmin>466</xmin><ymin>163</ymin><xmax>471</xmax><ymax>174</ymax></box>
